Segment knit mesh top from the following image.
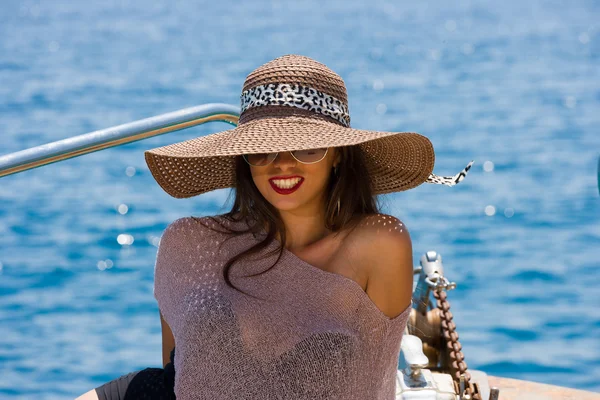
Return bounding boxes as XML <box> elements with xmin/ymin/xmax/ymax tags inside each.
<box><xmin>153</xmin><ymin>214</ymin><xmax>411</xmax><ymax>400</ymax></box>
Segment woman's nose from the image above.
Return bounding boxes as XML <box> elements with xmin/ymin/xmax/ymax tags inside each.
<box><xmin>272</xmin><ymin>152</ymin><xmax>297</xmax><ymax>168</ymax></box>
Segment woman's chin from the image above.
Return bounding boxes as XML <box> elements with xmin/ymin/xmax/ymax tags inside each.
<box><xmin>268</xmin><ymin>197</ymin><xmax>306</xmax><ymax>212</ymax></box>
<box><xmin>272</xmin><ymin>202</ymin><xmax>301</xmax><ymax>212</ymax></box>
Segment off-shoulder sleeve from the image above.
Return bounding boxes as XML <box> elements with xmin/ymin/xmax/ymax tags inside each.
<box><xmin>377</xmin><ymin>302</ymin><xmax>412</xmax><ymax>399</ymax></box>
<box><xmin>153</xmin><ymin>217</ymin><xmax>192</xmax><ymax>329</ymax></box>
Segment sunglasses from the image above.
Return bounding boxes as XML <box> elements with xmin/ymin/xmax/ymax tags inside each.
<box><xmin>242</xmin><ymin>148</ymin><xmax>329</xmax><ymax>167</ymax></box>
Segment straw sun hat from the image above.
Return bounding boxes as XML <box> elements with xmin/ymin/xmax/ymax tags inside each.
<box><xmin>144</xmin><ymin>54</ymin><xmax>472</xmax><ymax>199</ymax></box>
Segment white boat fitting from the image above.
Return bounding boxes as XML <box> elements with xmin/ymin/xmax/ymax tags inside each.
<box><xmin>397</xmin><ymin>251</ymin><xmax>600</xmax><ymax>399</ymax></box>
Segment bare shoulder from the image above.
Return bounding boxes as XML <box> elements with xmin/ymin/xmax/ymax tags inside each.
<box><xmin>353</xmin><ymin>213</ymin><xmax>408</xmax><ymax>238</ymax></box>
<box><xmin>348</xmin><ymin>213</ymin><xmax>413</xmax><ymax>319</ymax></box>
<box><xmin>346</xmin><ymin>213</ymin><xmax>410</xmax><ymax>251</ymax></box>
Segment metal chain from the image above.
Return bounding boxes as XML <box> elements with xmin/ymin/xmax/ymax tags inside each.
<box><xmin>433</xmin><ymin>288</ymin><xmax>482</xmax><ymax>400</ymax></box>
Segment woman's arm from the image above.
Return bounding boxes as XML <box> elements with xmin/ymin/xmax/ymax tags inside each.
<box><xmin>75</xmin><ymin>389</ymin><xmax>99</xmax><ymax>400</ymax></box>
<box><xmin>74</xmin><ymin>312</ymin><xmax>176</xmax><ymax>399</ymax></box>
<box><xmin>160</xmin><ymin>311</ymin><xmax>175</xmax><ymax>368</ymax></box>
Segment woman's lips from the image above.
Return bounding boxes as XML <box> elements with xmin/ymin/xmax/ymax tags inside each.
<box><xmin>269</xmin><ymin>178</ymin><xmax>304</xmax><ymax>195</ymax></box>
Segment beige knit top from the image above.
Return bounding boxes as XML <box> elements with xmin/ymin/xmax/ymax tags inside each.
<box><xmin>153</xmin><ymin>215</ymin><xmax>411</xmax><ymax>400</ymax></box>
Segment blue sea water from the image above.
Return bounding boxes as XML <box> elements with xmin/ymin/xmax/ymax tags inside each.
<box><xmin>0</xmin><ymin>0</ymin><xmax>599</xmax><ymax>398</ymax></box>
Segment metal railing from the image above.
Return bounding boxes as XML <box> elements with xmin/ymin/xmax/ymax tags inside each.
<box><xmin>0</xmin><ymin>103</ymin><xmax>240</xmax><ymax>178</ymax></box>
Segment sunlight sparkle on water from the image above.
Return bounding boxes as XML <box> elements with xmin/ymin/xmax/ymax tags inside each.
<box><xmin>376</xmin><ymin>104</ymin><xmax>387</xmax><ymax>115</ymax></box>
<box><xmin>373</xmin><ymin>79</ymin><xmax>384</xmax><ymax>92</ymax></box>
<box><xmin>125</xmin><ymin>166</ymin><xmax>136</xmax><ymax>177</ymax></box>
<box><xmin>428</xmin><ymin>48</ymin><xmax>442</xmax><ymax>61</ymax></box>
<box><xmin>48</xmin><ymin>41</ymin><xmax>60</xmax><ymax>52</ymax></box>
<box><xmin>117</xmin><ymin>234</ymin><xmax>134</xmax><ymax>245</ymax></box>
<box><xmin>483</xmin><ymin>161</ymin><xmax>494</xmax><ymax>172</ymax></box>
<box><xmin>462</xmin><ymin>43</ymin><xmax>474</xmax><ymax>55</ymax></box>
<box><xmin>445</xmin><ymin>20</ymin><xmax>457</xmax><ymax>32</ymax></box>
<box><xmin>97</xmin><ymin>259</ymin><xmax>113</xmax><ymax>271</ymax></box>
<box><xmin>147</xmin><ymin>235</ymin><xmax>161</xmax><ymax>247</ymax></box>
<box><xmin>578</xmin><ymin>33</ymin><xmax>590</xmax><ymax>44</ymax></box>
<box><xmin>485</xmin><ymin>205</ymin><xmax>496</xmax><ymax>216</ymax></box>
<box><xmin>564</xmin><ymin>96</ymin><xmax>577</xmax><ymax>109</ymax></box>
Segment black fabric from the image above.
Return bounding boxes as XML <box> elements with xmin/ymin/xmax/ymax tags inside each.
<box><xmin>95</xmin><ymin>371</ymin><xmax>138</xmax><ymax>400</ymax></box>
<box><xmin>162</xmin><ymin>348</ymin><xmax>176</xmax><ymax>393</ymax></box>
<box><xmin>95</xmin><ymin>347</ymin><xmax>176</xmax><ymax>400</ymax></box>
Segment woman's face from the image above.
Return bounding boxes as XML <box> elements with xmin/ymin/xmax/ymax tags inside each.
<box><xmin>249</xmin><ymin>148</ymin><xmax>340</xmax><ymax>214</ymax></box>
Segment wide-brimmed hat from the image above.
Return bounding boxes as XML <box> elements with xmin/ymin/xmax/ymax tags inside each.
<box><xmin>144</xmin><ymin>54</ymin><xmax>472</xmax><ymax>198</ymax></box>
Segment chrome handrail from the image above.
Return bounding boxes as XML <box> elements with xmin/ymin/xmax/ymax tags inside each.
<box><xmin>0</xmin><ymin>103</ymin><xmax>240</xmax><ymax>178</ymax></box>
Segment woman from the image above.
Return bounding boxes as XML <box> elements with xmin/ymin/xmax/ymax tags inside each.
<box><xmin>77</xmin><ymin>54</ymin><xmax>472</xmax><ymax>400</ymax></box>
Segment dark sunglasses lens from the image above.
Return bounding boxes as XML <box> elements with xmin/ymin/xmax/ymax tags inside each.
<box><xmin>292</xmin><ymin>148</ymin><xmax>328</xmax><ymax>163</ymax></box>
<box><xmin>243</xmin><ymin>153</ymin><xmax>277</xmax><ymax>166</ymax></box>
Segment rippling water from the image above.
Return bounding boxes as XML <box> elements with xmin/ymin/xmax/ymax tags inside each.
<box><xmin>1</xmin><ymin>0</ymin><xmax>599</xmax><ymax>398</ymax></box>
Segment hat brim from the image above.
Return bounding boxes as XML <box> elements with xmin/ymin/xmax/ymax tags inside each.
<box><xmin>144</xmin><ymin>115</ymin><xmax>435</xmax><ymax>198</ymax></box>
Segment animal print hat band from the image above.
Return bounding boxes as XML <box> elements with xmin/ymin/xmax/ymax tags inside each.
<box><xmin>144</xmin><ymin>54</ymin><xmax>473</xmax><ymax>198</ymax></box>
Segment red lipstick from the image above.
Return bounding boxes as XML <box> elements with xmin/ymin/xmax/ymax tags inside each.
<box><xmin>269</xmin><ymin>176</ymin><xmax>304</xmax><ymax>195</ymax></box>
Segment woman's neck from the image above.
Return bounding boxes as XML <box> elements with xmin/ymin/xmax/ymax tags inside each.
<box><xmin>275</xmin><ymin>209</ymin><xmax>330</xmax><ymax>252</ymax></box>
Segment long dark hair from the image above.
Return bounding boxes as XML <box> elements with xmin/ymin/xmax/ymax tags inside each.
<box><xmin>191</xmin><ymin>145</ymin><xmax>381</xmax><ymax>298</ymax></box>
